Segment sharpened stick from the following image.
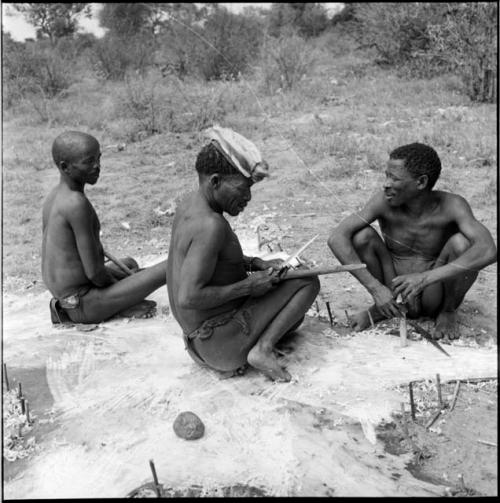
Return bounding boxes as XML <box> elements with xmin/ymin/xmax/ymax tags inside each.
<box><xmin>436</xmin><ymin>373</ymin><xmax>443</xmax><ymax>409</ymax></box>
<box><xmin>3</xmin><ymin>363</ymin><xmax>9</xmax><ymax>391</ymax></box>
<box><xmin>149</xmin><ymin>459</ymin><xmax>161</xmax><ymax>498</ymax></box>
<box><xmin>326</xmin><ymin>301</ymin><xmax>333</xmax><ymax>326</ymax></box>
<box><xmin>449</xmin><ymin>381</ymin><xmax>460</xmax><ymax>412</ymax></box>
<box><xmin>280</xmin><ymin>264</ymin><xmax>366</xmax><ymax>280</ymax></box>
<box><xmin>367</xmin><ymin>309</ymin><xmax>375</xmax><ymax>329</ymax></box>
<box><xmin>25</xmin><ymin>400</ymin><xmax>31</xmax><ymax>424</ymax></box>
<box><xmin>397</xmin><ymin>294</ymin><xmax>407</xmax><ymax>347</ymax></box>
<box><xmin>425</xmin><ymin>409</ymin><xmax>441</xmax><ymax>429</ymax></box>
<box><xmin>477</xmin><ymin>439</ymin><xmax>497</xmax><ymax>447</ymax></box>
<box><xmin>103</xmin><ymin>250</ymin><xmax>133</xmax><ymax>276</ymax></box>
<box><xmin>409</xmin><ymin>382</ymin><xmax>416</xmax><ymax>420</ymax></box>
<box><xmin>18</xmin><ymin>382</ymin><xmax>22</xmax><ymax>399</ymax></box>
<box><xmin>20</xmin><ymin>397</ymin><xmax>26</xmax><ymax>415</ymax></box>
<box><xmin>345</xmin><ymin>309</ymin><xmax>352</xmax><ymax>327</ymax></box>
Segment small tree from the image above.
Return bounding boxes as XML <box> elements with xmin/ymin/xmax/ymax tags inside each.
<box><xmin>428</xmin><ymin>2</ymin><xmax>497</xmax><ymax>103</ymax></box>
<box><xmin>195</xmin><ymin>6</ymin><xmax>264</xmax><ymax>81</ymax></box>
<box><xmin>268</xmin><ymin>3</ymin><xmax>328</xmax><ymax>38</ymax></box>
<box><xmin>10</xmin><ymin>3</ymin><xmax>91</xmax><ymax>45</ymax></box>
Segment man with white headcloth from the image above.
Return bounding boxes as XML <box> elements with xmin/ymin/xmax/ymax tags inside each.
<box><xmin>167</xmin><ymin>126</ymin><xmax>320</xmax><ymax>382</ymax></box>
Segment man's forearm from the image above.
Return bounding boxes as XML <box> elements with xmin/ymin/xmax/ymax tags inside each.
<box><xmin>180</xmin><ymin>278</ymin><xmax>253</xmax><ymax>310</ymax></box>
<box><xmin>329</xmin><ymin>235</ymin><xmax>382</xmax><ymax>294</ymax></box>
<box><xmin>424</xmin><ymin>245</ymin><xmax>497</xmax><ymax>287</ymax></box>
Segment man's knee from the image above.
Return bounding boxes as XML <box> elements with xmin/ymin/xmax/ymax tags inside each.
<box><xmin>290</xmin><ymin>275</ymin><xmax>320</xmax><ymax>296</ymax></box>
<box><xmin>122</xmin><ymin>256</ymin><xmax>139</xmax><ymax>271</ymax></box>
<box><xmin>444</xmin><ymin>233</ymin><xmax>471</xmax><ymax>258</ymax></box>
<box><xmin>352</xmin><ymin>226</ymin><xmax>380</xmax><ymax>253</ymax></box>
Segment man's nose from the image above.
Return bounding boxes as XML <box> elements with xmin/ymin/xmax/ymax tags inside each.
<box><xmin>383</xmin><ymin>178</ymin><xmax>392</xmax><ymax>189</ymax></box>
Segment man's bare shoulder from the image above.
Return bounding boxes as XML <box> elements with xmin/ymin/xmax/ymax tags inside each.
<box><xmin>176</xmin><ymin>195</ymin><xmax>228</xmax><ymax>239</ymax></box>
<box><xmin>354</xmin><ymin>190</ymin><xmax>389</xmax><ymax>217</ymax></box>
<box><xmin>434</xmin><ymin>190</ymin><xmax>473</xmax><ymax>213</ymax></box>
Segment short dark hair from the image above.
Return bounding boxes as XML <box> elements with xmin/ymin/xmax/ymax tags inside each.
<box><xmin>389</xmin><ymin>142</ymin><xmax>442</xmax><ymax>189</ymax></box>
<box><xmin>195</xmin><ymin>142</ymin><xmax>239</xmax><ymax>177</ymax></box>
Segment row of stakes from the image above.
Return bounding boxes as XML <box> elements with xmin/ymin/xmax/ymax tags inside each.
<box><xmin>3</xmin><ymin>363</ymin><xmax>33</xmax><ymax>432</ymax></box>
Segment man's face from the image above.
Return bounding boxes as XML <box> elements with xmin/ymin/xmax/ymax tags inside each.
<box><xmin>218</xmin><ymin>173</ymin><xmax>253</xmax><ymax>216</ymax></box>
<box><xmin>383</xmin><ymin>159</ymin><xmax>419</xmax><ymax>207</ymax></box>
<box><xmin>68</xmin><ymin>142</ymin><xmax>101</xmax><ymax>185</ymax></box>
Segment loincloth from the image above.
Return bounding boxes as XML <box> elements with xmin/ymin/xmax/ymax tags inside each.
<box><xmin>391</xmin><ymin>254</ymin><xmax>436</xmax><ymax>315</ymax></box>
<box><xmin>50</xmin><ymin>285</ymin><xmax>92</xmax><ymax>324</ymax></box>
<box><xmin>183</xmin><ymin>301</ymin><xmax>254</xmax><ymax>374</ymax></box>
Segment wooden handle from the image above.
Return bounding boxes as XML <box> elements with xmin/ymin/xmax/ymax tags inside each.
<box><xmin>280</xmin><ymin>264</ymin><xmax>366</xmax><ymax>280</ymax></box>
<box><xmin>104</xmin><ymin>250</ymin><xmax>133</xmax><ymax>276</ymax></box>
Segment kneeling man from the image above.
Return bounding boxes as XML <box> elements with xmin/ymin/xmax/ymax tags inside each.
<box><xmin>328</xmin><ymin>142</ymin><xmax>496</xmax><ymax>339</ymax></box>
<box><xmin>167</xmin><ymin>127</ymin><xmax>320</xmax><ymax>381</ymax></box>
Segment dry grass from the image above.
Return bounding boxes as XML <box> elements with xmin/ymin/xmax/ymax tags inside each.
<box><xmin>2</xmin><ymin>48</ymin><xmax>497</xmax><ymax>292</ymax></box>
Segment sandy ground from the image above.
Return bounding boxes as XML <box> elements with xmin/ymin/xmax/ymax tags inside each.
<box><xmin>2</xmin><ymin>244</ymin><xmax>497</xmax><ymax>497</ymax></box>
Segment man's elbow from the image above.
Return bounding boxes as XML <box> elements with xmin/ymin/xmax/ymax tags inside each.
<box><xmin>327</xmin><ymin>227</ymin><xmax>345</xmax><ymax>254</ymax></box>
<box><xmin>177</xmin><ymin>289</ymin><xmax>196</xmax><ymax>310</ymax></box>
<box><xmin>485</xmin><ymin>243</ymin><xmax>497</xmax><ymax>267</ymax></box>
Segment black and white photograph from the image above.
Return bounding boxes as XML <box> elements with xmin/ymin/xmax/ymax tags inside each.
<box><xmin>2</xmin><ymin>2</ymin><xmax>497</xmax><ymax>498</ymax></box>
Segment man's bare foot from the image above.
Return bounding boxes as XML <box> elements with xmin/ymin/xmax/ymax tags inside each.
<box><xmin>117</xmin><ymin>300</ymin><xmax>157</xmax><ymax>319</ymax></box>
<box><xmin>350</xmin><ymin>305</ymin><xmax>385</xmax><ymax>332</ymax></box>
<box><xmin>247</xmin><ymin>345</ymin><xmax>291</xmax><ymax>382</ymax></box>
<box><xmin>433</xmin><ymin>311</ymin><xmax>459</xmax><ymax>340</ymax></box>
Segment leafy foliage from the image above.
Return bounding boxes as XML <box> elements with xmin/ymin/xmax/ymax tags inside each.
<box><xmin>267</xmin><ymin>3</ymin><xmax>329</xmax><ymax>38</ymax></box>
<box><xmin>346</xmin><ymin>2</ymin><xmax>497</xmax><ymax>102</ymax></box>
<box><xmin>10</xmin><ymin>3</ymin><xmax>91</xmax><ymax>44</ymax></box>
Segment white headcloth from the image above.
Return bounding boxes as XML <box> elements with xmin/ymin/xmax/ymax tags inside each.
<box><xmin>204</xmin><ymin>125</ymin><xmax>269</xmax><ymax>182</ymax></box>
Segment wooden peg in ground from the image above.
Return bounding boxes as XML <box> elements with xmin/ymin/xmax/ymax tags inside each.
<box><xmin>396</xmin><ymin>294</ymin><xmax>407</xmax><ymax>347</ymax></box>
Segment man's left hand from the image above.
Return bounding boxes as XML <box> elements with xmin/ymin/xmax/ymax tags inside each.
<box><xmin>391</xmin><ymin>272</ymin><xmax>428</xmax><ymax>302</ymax></box>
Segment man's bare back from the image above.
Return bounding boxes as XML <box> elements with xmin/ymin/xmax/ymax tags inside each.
<box><xmin>42</xmin><ymin>184</ymin><xmax>105</xmax><ymax>299</ymax></box>
<box><xmin>328</xmin><ymin>143</ymin><xmax>496</xmax><ymax>338</ymax></box>
<box><xmin>167</xmin><ymin>192</ymin><xmax>248</xmax><ymax>334</ymax></box>
<box><xmin>42</xmin><ymin>131</ymin><xmax>167</xmax><ymax>324</ymax></box>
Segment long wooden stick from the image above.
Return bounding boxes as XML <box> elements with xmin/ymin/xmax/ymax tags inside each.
<box><xmin>449</xmin><ymin>380</ymin><xmax>460</xmax><ymax>412</ymax></box>
<box><xmin>280</xmin><ymin>264</ymin><xmax>366</xmax><ymax>280</ymax></box>
<box><xmin>104</xmin><ymin>250</ymin><xmax>133</xmax><ymax>276</ymax></box>
<box><xmin>3</xmin><ymin>363</ymin><xmax>9</xmax><ymax>391</ymax></box>
<box><xmin>396</xmin><ymin>294</ymin><xmax>407</xmax><ymax>347</ymax></box>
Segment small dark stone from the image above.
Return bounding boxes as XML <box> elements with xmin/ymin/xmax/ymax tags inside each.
<box><xmin>173</xmin><ymin>411</ymin><xmax>205</xmax><ymax>440</ymax></box>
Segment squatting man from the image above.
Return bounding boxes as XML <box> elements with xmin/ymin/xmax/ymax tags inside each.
<box><xmin>328</xmin><ymin>142</ymin><xmax>497</xmax><ymax>339</ymax></box>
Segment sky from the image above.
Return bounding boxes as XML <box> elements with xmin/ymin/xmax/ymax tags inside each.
<box><xmin>2</xmin><ymin>3</ymin><xmax>344</xmax><ymax>42</ymax></box>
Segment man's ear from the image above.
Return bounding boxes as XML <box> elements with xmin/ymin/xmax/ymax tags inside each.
<box><xmin>416</xmin><ymin>174</ymin><xmax>429</xmax><ymax>190</ymax></box>
<box><xmin>209</xmin><ymin>173</ymin><xmax>220</xmax><ymax>188</ymax></box>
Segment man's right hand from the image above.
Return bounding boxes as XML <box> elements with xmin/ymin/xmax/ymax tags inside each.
<box><xmin>371</xmin><ymin>284</ymin><xmax>404</xmax><ymax>319</ymax></box>
<box><xmin>248</xmin><ymin>268</ymin><xmax>280</xmax><ymax>297</ymax></box>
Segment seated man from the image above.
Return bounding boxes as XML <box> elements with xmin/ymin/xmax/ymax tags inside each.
<box><xmin>42</xmin><ymin>131</ymin><xmax>167</xmax><ymax>324</ymax></box>
<box><xmin>328</xmin><ymin>142</ymin><xmax>496</xmax><ymax>339</ymax></box>
<box><xmin>167</xmin><ymin>126</ymin><xmax>320</xmax><ymax>382</ymax></box>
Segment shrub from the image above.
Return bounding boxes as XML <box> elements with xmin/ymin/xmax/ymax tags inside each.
<box><xmin>91</xmin><ymin>33</ymin><xmax>155</xmax><ymax>80</ymax></box>
<box><xmin>194</xmin><ymin>7</ymin><xmax>264</xmax><ymax>81</ymax></box>
<box><xmin>259</xmin><ymin>33</ymin><xmax>318</xmax><ymax>93</ymax></box>
<box><xmin>428</xmin><ymin>3</ymin><xmax>497</xmax><ymax>103</ymax></box>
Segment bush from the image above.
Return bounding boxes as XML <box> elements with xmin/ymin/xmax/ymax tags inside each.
<box><xmin>194</xmin><ymin>7</ymin><xmax>264</xmax><ymax>81</ymax></box>
<box><xmin>259</xmin><ymin>33</ymin><xmax>318</xmax><ymax>93</ymax></box>
<box><xmin>428</xmin><ymin>3</ymin><xmax>497</xmax><ymax>103</ymax></box>
<box><xmin>3</xmin><ymin>37</ymin><xmax>76</xmax><ymax>103</ymax></box>
<box><xmin>348</xmin><ymin>2</ymin><xmax>497</xmax><ymax>102</ymax></box>
<box><xmin>92</xmin><ymin>33</ymin><xmax>155</xmax><ymax>80</ymax></box>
